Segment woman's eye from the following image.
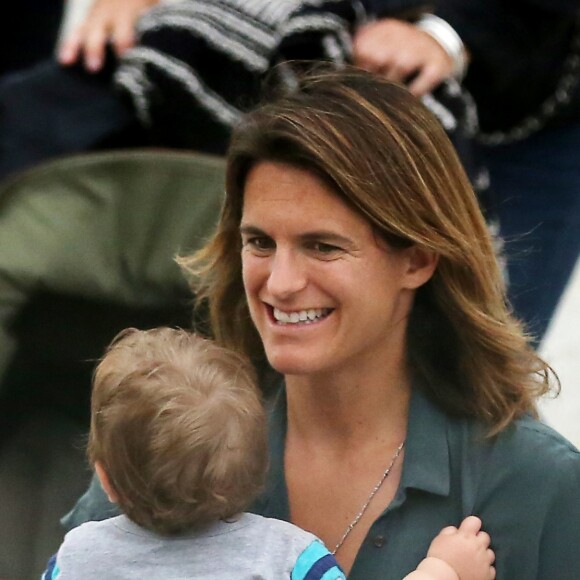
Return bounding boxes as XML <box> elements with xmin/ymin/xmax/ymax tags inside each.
<box><xmin>244</xmin><ymin>236</ymin><xmax>274</xmax><ymax>252</ymax></box>
<box><xmin>311</xmin><ymin>242</ymin><xmax>342</xmax><ymax>256</ymax></box>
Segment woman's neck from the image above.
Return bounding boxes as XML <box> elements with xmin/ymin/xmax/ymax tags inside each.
<box><xmin>284</xmin><ymin>362</ymin><xmax>411</xmax><ymax>451</ymax></box>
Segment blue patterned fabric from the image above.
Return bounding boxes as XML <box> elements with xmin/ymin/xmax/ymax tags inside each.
<box><xmin>41</xmin><ymin>554</ymin><xmax>59</xmax><ymax>579</ymax></box>
<box><xmin>291</xmin><ymin>540</ymin><xmax>346</xmax><ymax>580</ymax></box>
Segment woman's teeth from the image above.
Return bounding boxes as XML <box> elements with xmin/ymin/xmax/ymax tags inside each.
<box><xmin>273</xmin><ymin>307</ymin><xmax>331</xmax><ymax>325</ymax></box>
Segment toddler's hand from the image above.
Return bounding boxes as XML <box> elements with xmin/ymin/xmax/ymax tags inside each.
<box><xmin>426</xmin><ymin>516</ymin><xmax>495</xmax><ymax>580</ymax></box>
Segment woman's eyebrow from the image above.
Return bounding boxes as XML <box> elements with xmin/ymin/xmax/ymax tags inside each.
<box><xmin>300</xmin><ymin>231</ymin><xmax>354</xmax><ymax>246</ymax></box>
<box><xmin>239</xmin><ymin>224</ymin><xmax>266</xmax><ymax>236</ymax></box>
<box><xmin>240</xmin><ymin>225</ymin><xmax>354</xmax><ymax>245</ymax></box>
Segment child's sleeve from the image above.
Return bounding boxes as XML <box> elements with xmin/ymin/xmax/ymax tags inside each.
<box><xmin>40</xmin><ymin>553</ymin><xmax>60</xmax><ymax>580</ymax></box>
<box><xmin>291</xmin><ymin>539</ymin><xmax>346</xmax><ymax>580</ymax></box>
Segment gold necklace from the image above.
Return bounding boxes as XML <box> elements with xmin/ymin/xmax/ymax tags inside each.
<box><xmin>332</xmin><ymin>440</ymin><xmax>405</xmax><ymax>555</ymax></box>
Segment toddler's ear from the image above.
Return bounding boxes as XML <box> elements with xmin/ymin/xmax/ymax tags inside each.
<box><xmin>95</xmin><ymin>461</ymin><xmax>119</xmax><ymax>504</ymax></box>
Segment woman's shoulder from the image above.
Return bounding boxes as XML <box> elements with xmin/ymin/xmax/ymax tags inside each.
<box><xmin>494</xmin><ymin>413</ymin><xmax>579</xmax><ymax>466</ymax></box>
<box><xmin>463</xmin><ymin>412</ymin><xmax>580</xmax><ymax>497</ymax></box>
<box><xmin>410</xmin><ymin>389</ymin><xmax>580</xmax><ymax>494</ymax></box>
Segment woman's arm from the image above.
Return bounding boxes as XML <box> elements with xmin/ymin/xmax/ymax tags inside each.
<box><xmin>535</xmin><ymin>454</ymin><xmax>580</xmax><ymax>578</ymax></box>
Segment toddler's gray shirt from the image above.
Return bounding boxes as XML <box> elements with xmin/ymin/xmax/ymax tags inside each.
<box><xmin>48</xmin><ymin>512</ymin><xmax>345</xmax><ymax>579</ymax></box>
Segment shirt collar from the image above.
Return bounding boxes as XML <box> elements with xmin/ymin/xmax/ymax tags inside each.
<box><xmin>252</xmin><ymin>387</ymin><xmax>290</xmax><ymax>520</ymax></box>
<box><xmin>400</xmin><ymin>388</ymin><xmax>451</xmax><ymax>497</ymax></box>
<box><xmin>253</xmin><ymin>384</ymin><xmax>452</xmax><ymax>519</ymax></box>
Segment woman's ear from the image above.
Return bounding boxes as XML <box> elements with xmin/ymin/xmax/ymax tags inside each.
<box><xmin>95</xmin><ymin>461</ymin><xmax>119</xmax><ymax>504</ymax></box>
<box><xmin>403</xmin><ymin>246</ymin><xmax>438</xmax><ymax>289</ymax></box>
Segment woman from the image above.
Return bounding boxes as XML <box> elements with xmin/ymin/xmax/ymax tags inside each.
<box><xmin>65</xmin><ymin>67</ymin><xmax>580</xmax><ymax>578</ymax></box>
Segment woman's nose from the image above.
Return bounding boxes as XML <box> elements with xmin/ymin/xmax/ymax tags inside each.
<box><xmin>266</xmin><ymin>250</ymin><xmax>307</xmax><ymax>298</ymax></box>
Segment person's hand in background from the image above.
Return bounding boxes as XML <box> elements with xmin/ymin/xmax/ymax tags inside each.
<box><xmin>353</xmin><ymin>18</ymin><xmax>455</xmax><ymax>96</ymax></box>
<box><xmin>58</xmin><ymin>0</ymin><xmax>160</xmax><ymax>72</ymax></box>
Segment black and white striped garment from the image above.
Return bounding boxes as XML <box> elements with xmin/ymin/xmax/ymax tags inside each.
<box><xmin>114</xmin><ymin>0</ymin><xmax>491</xmax><ymax>212</ymax></box>
<box><xmin>114</xmin><ymin>0</ymin><xmax>360</xmax><ymax>150</ymax></box>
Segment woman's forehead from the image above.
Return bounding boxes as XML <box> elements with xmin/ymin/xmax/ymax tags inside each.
<box><xmin>242</xmin><ymin>162</ymin><xmax>364</xmax><ymax>220</ymax></box>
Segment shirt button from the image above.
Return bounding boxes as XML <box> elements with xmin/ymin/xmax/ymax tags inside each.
<box><xmin>373</xmin><ymin>535</ymin><xmax>386</xmax><ymax>548</ymax></box>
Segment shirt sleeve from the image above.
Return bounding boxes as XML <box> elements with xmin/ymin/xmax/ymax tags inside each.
<box><xmin>537</xmin><ymin>452</ymin><xmax>580</xmax><ymax>579</ymax></box>
<box><xmin>473</xmin><ymin>422</ymin><xmax>580</xmax><ymax>579</ymax></box>
<box><xmin>291</xmin><ymin>540</ymin><xmax>346</xmax><ymax>580</ymax></box>
<box><xmin>40</xmin><ymin>553</ymin><xmax>60</xmax><ymax>580</ymax></box>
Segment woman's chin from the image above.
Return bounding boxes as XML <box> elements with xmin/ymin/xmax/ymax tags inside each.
<box><xmin>265</xmin><ymin>350</ymin><xmax>324</xmax><ymax>377</ymax></box>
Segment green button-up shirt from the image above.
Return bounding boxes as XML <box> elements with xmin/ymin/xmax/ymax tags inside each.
<box><xmin>252</xmin><ymin>387</ymin><xmax>580</xmax><ymax>579</ymax></box>
<box><xmin>64</xmin><ymin>384</ymin><xmax>580</xmax><ymax>579</ymax></box>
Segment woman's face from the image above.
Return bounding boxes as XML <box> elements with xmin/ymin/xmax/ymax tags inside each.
<box><xmin>240</xmin><ymin>161</ymin><xmax>429</xmax><ymax>377</ymax></box>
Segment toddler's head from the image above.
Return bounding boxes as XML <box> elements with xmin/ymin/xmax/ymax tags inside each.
<box><xmin>88</xmin><ymin>327</ymin><xmax>268</xmax><ymax>535</ymax></box>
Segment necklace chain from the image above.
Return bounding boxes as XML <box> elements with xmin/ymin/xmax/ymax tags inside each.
<box><xmin>332</xmin><ymin>440</ymin><xmax>405</xmax><ymax>555</ymax></box>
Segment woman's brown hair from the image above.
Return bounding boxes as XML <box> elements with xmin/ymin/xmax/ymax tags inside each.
<box><xmin>180</xmin><ymin>65</ymin><xmax>555</xmax><ymax>434</ymax></box>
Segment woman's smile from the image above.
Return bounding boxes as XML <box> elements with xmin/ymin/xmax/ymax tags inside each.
<box><xmin>270</xmin><ymin>306</ymin><xmax>333</xmax><ymax>326</ymax></box>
